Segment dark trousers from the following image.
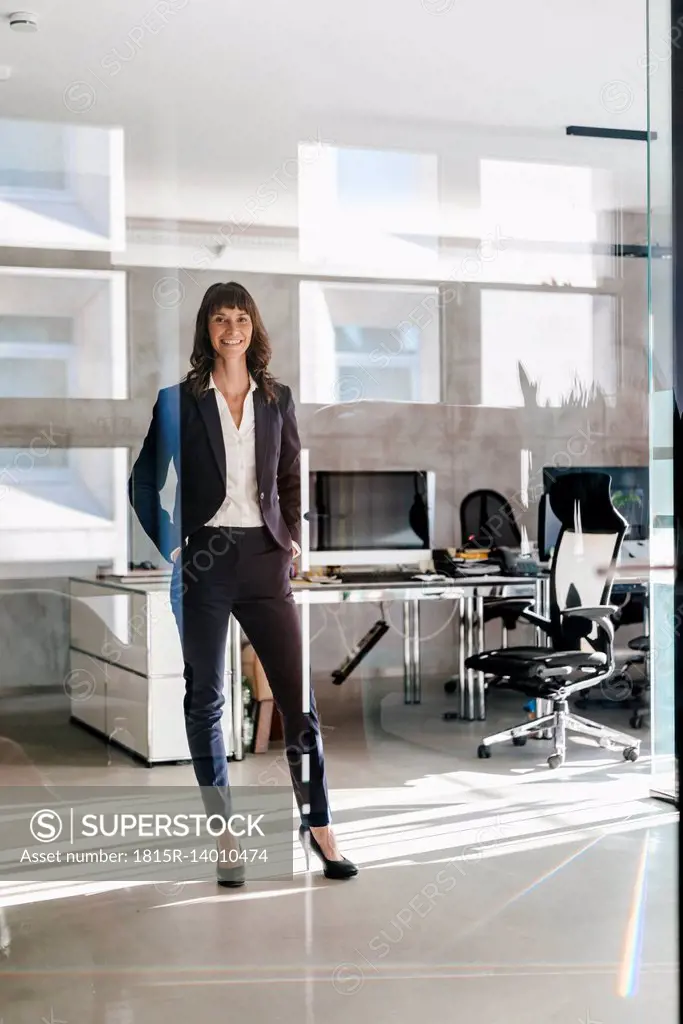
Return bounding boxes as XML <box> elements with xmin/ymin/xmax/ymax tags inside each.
<box><xmin>170</xmin><ymin>525</ymin><xmax>330</xmax><ymax>827</ymax></box>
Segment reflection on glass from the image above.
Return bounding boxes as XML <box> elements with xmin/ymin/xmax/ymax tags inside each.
<box><xmin>480</xmin><ymin>291</ymin><xmax>617</xmax><ymax>408</ymax></box>
<box><xmin>0</xmin><ymin>447</ymin><xmax>128</xmax><ymax>575</ymax></box>
<box><xmin>298</xmin><ymin>143</ymin><xmax>439</xmax><ymax>275</ymax></box>
<box><xmin>478</xmin><ymin>153</ymin><xmax>641</xmax><ymax>287</ymax></box>
<box><xmin>0</xmin><ymin>117</ymin><xmax>125</xmax><ymax>251</ymax></box>
<box><xmin>0</xmin><ymin>269</ymin><xmax>127</xmax><ymax>399</ymax></box>
<box><xmin>646</xmin><ymin>0</ymin><xmax>676</xmax><ymax>801</ymax></box>
<box><xmin>481</xmin><ymin>159</ymin><xmax>597</xmax><ymax>244</ymax></box>
<box><xmin>0</xmin><ymin>120</ymin><xmax>67</xmax><ymax>190</ymax></box>
<box><xmin>299</xmin><ymin>281</ymin><xmax>440</xmax><ymax>404</ymax></box>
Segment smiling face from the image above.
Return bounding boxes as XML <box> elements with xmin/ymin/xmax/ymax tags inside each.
<box><xmin>208</xmin><ymin>306</ymin><xmax>253</xmax><ymax>361</ymax></box>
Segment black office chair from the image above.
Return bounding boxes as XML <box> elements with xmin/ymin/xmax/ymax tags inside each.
<box><xmin>460</xmin><ymin>489</ymin><xmax>522</xmax><ymax>549</ymax></box>
<box><xmin>466</xmin><ymin>471</ymin><xmax>642</xmax><ymax>769</ymax></box>
<box><xmin>622</xmin><ymin>634</ymin><xmax>650</xmax><ymax>730</ymax></box>
<box><xmin>443</xmin><ymin>490</ymin><xmax>527</xmax><ymax>698</ymax></box>
<box><xmin>573</xmin><ymin>590</ymin><xmax>650</xmax><ymax>723</ymax></box>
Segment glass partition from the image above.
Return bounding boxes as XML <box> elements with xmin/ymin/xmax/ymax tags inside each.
<box><xmin>0</xmin><ymin>4</ymin><xmax>678</xmax><ymax>1021</ymax></box>
<box><xmin>647</xmin><ymin>0</ymin><xmax>677</xmax><ymax>804</ymax></box>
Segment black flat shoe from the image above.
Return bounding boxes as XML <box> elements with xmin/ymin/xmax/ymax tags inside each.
<box><xmin>299</xmin><ymin>825</ymin><xmax>358</xmax><ymax>880</ymax></box>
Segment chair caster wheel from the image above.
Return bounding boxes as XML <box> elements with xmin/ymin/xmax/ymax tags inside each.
<box><xmin>477</xmin><ymin>744</ymin><xmax>491</xmax><ymax>759</ymax></box>
<box><xmin>444</xmin><ymin>680</ymin><xmax>457</xmax><ymax>694</ymax></box>
<box><xmin>629</xmin><ymin>715</ymin><xmax>643</xmax><ymax>730</ymax></box>
<box><xmin>512</xmin><ymin>736</ymin><xmax>527</xmax><ymax>746</ymax></box>
<box><xmin>443</xmin><ymin>712</ymin><xmax>459</xmax><ymax>721</ymax></box>
<box><xmin>548</xmin><ymin>754</ymin><xmax>563</xmax><ymax>769</ymax></box>
<box><xmin>623</xmin><ymin>746</ymin><xmax>639</xmax><ymax>762</ymax></box>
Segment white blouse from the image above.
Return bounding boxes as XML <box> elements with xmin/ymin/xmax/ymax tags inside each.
<box><xmin>204</xmin><ymin>374</ymin><xmax>264</xmax><ymax>529</ymax></box>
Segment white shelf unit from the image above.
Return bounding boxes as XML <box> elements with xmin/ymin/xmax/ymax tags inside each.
<box><xmin>68</xmin><ymin>577</ymin><xmax>243</xmax><ymax>765</ymax></box>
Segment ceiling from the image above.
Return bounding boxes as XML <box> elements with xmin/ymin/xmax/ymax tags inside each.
<box><xmin>0</xmin><ymin>0</ymin><xmax>657</xmax><ymax>221</ymax></box>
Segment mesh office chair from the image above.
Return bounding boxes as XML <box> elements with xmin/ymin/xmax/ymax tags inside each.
<box><xmin>466</xmin><ymin>471</ymin><xmax>642</xmax><ymax>769</ymax></box>
<box><xmin>460</xmin><ymin>489</ymin><xmax>522</xmax><ymax>549</ymax></box>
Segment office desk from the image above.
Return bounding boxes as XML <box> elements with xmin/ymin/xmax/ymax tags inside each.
<box><xmin>290</xmin><ymin>574</ymin><xmax>546</xmax><ymax>724</ymax></box>
<box><xmin>67</xmin><ymin>573</ymin><xmax>545</xmax><ymax>763</ymax></box>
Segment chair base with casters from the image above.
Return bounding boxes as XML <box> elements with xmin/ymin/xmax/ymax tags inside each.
<box><xmin>477</xmin><ymin>695</ymin><xmax>641</xmax><ymax>770</ymax></box>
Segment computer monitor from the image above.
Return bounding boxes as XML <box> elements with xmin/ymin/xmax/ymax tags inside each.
<box><xmin>307</xmin><ymin>470</ymin><xmax>435</xmax><ymax>566</ymax></box>
<box><xmin>539</xmin><ymin>466</ymin><xmax>649</xmax><ymax>561</ymax></box>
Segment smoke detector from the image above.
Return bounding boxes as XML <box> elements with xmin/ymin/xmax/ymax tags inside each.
<box><xmin>8</xmin><ymin>11</ymin><xmax>39</xmax><ymax>32</ymax></box>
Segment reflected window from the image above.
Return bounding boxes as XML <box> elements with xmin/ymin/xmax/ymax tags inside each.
<box><xmin>0</xmin><ymin>315</ymin><xmax>74</xmax><ymax>398</ymax></box>
<box><xmin>0</xmin><ymin>117</ymin><xmax>125</xmax><ymax>251</ymax></box>
<box><xmin>0</xmin><ymin>120</ymin><xmax>67</xmax><ymax>191</ymax></box>
<box><xmin>480</xmin><ymin>159</ymin><xmax>599</xmax><ymax>287</ymax></box>
<box><xmin>0</xmin><ymin>447</ymin><xmax>128</xmax><ymax>575</ymax></box>
<box><xmin>0</xmin><ymin>270</ymin><xmax>127</xmax><ymax>399</ymax></box>
<box><xmin>300</xmin><ymin>282</ymin><xmax>440</xmax><ymax>404</ymax></box>
<box><xmin>480</xmin><ymin>290</ymin><xmax>617</xmax><ymax>408</ymax></box>
<box><xmin>298</xmin><ymin>143</ymin><xmax>439</xmax><ymax>275</ymax></box>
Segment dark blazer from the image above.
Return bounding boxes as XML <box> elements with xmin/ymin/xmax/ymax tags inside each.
<box><xmin>128</xmin><ymin>378</ymin><xmax>301</xmax><ymax>563</ymax></box>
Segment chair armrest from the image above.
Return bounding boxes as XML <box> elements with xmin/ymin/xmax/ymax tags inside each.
<box><xmin>565</xmin><ymin>606</ymin><xmax>618</xmax><ymax>614</ymax></box>
<box><xmin>519</xmin><ymin>609</ymin><xmax>552</xmax><ymax>634</ymax></box>
<box><xmin>561</xmin><ymin>605</ymin><xmax>616</xmax><ymax>642</ymax></box>
<box><xmin>562</xmin><ymin>605</ymin><xmax>617</xmax><ymax>619</ymax></box>
<box><xmin>484</xmin><ymin>597</ymin><xmax>533</xmax><ymax>628</ymax></box>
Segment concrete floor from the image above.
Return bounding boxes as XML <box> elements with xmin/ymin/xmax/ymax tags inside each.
<box><xmin>0</xmin><ymin>675</ymin><xmax>678</xmax><ymax>1023</ymax></box>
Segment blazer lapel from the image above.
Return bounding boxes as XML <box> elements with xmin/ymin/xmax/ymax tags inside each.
<box><xmin>253</xmin><ymin>386</ymin><xmax>266</xmax><ymax>491</ymax></box>
<box><xmin>197</xmin><ymin>388</ymin><xmax>226</xmax><ymax>488</ymax></box>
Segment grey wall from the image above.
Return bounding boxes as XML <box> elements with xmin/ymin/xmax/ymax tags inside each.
<box><xmin>0</xmin><ymin>251</ymin><xmax>649</xmax><ymax>688</ymax></box>
<box><xmin>0</xmin><ymin>580</ymin><xmax>69</xmax><ymax>690</ymax></box>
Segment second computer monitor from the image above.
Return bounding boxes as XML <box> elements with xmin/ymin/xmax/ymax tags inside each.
<box><xmin>539</xmin><ymin>465</ymin><xmax>649</xmax><ymax>562</ymax></box>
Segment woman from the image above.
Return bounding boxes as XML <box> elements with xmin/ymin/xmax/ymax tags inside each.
<box><xmin>129</xmin><ymin>282</ymin><xmax>357</xmax><ymax>887</ymax></box>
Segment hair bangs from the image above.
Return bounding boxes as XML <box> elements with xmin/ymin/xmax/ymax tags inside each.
<box><xmin>207</xmin><ymin>282</ymin><xmax>255</xmax><ymax>318</ymax></box>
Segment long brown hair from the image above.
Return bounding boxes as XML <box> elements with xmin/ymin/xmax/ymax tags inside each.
<box><xmin>184</xmin><ymin>281</ymin><xmax>278</xmax><ymax>402</ymax></box>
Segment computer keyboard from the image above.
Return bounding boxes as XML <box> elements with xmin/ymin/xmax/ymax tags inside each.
<box><xmin>336</xmin><ymin>569</ymin><xmax>424</xmax><ymax>584</ymax></box>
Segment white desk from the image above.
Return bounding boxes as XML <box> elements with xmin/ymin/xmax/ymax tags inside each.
<box><xmin>66</xmin><ymin>572</ymin><xmax>547</xmax><ymax>763</ymax></box>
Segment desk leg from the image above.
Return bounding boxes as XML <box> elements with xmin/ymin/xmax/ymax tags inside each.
<box><xmin>458</xmin><ymin>596</ymin><xmax>467</xmax><ymax>720</ymax></box>
<box><xmin>534</xmin><ymin>577</ymin><xmax>545</xmax><ymax>647</ymax></box>
<box><xmin>541</xmin><ymin>577</ymin><xmax>553</xmax><ymax>737</ymax></box>
<box><xmin>411</xmin><ymin>598</ymin><xmax>421</xmax><ymax>704</ymax></box>
<box><xmin>300</xmin><ymin>595</ymin><xmax>311</xmax><ymax>714</ymax></box>
<box><xmin>403</xmin><ymin>601</ymin><xmax>414</xmax><ymax>704</ymax></box>
<box><xmin>464</xmin><ymin>594</ymin><xmax>475</xmax><ymax>721</ymax></box>
<box><xmin>476</xmin><ymin>594</ymin><xmax>486</xmax><ymax>720</ymax></box>
<box><xmin>533</xmin><ymin>577</ymin><xmax>553</xmax><ymax>739</ymax></box>
<box><xmin>228</xmin><ymin>615</ymin><xmax>243</xmax><ymax>761</ymax></box>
